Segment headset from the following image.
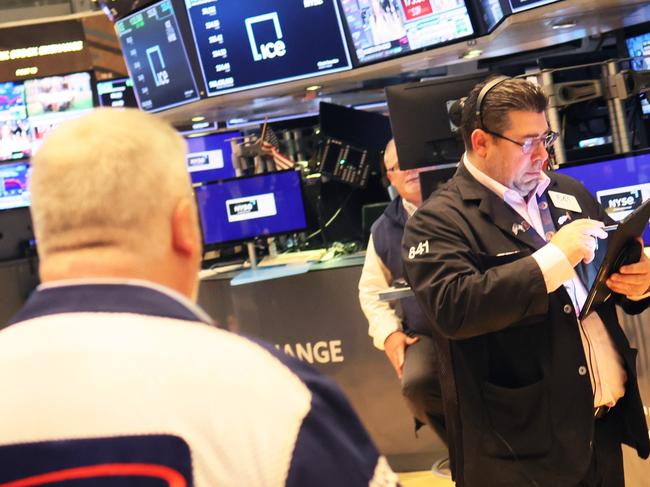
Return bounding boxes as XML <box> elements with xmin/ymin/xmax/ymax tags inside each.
<box><xmin>475</xmin><ymin>75</ymin><xmax>510</xmax><ymax>129</ymax></box>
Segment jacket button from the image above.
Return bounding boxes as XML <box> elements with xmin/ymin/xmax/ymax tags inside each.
<box><xmin>563</xmin><ymin>304</ymin><xmax>572</xmax><ymax>314</ymax></box>
<box><xmin>578</xmin><ymin>366</ymin><xmax>587</xmax><ymax>376</ymax></box>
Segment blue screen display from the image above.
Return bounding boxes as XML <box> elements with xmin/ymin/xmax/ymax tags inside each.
<box><xmin>184</xmin><ymin>0</ymin><xmax>351</xmax><ymax>96</ymax></box>
<box><xmin>195</xmin><ymin>170</ymin><xmax>307</xmax><ymax>245</ymax></box>
<box><xmin>626</xmin><ymin>32</ymin><xmax>650</xmax><ymax>72</ymax></box>
<box><xmin>555</xmin><ymin>151</ymin><xmax>650</xmax><ymax>245</ymax></box>
<box><xmin>116</xmin><ymin>0</ymin><xmax>200</xmax><ymax>112</ymax></box>
<box><xmin>0</xmin><ymin>161</ymin><xmax>31</xmax><ymax>211</ymax></box>
<box><xmin>185</xmin><ymin>131</ymin><xmax>240</xmax><ymax>183</ymax></box>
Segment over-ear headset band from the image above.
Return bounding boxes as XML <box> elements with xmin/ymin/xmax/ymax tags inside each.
<box><xmin>475</xmin><ymin>76</ymin><xmax>510</xmax><ymax>129</ymax></box>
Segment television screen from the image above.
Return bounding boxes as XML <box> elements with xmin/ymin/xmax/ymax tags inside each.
<box><xmin>555</xmin><ymin>150</ymin><xmax>650</xmax><ymax>245</ymax></box>
<box><xmin>96</xmin><ymin>77</ymin><xmax>139</xmax><ymax>108</ymax></box>
<box><xmin>339</xmin><ymin>0</ymin><xmax>474</xmax><ymax>65</ymax></box>
<box><xmin>0</xmin><ymin>160</ymin><xmax>31</xmax><ymax>211</ymax></box>
<box><xmin>0</xmin><ymin>81</ymin><xmax>31</xmax><ymax>162</ymax></box>
<box><xmin>183</xmin><ymin>0</ymin><xmax>352</xmax><ymax>96</ymax></box>
<box><xmin>116</xmin><ymin>0</ymin><xmax>200</xmax><ymax>112</ymax></box>
<box><xmin>185</xmin><ymin>130</ymin><xmax>240</xmax><ymax>183</ymax></box>
<box><xmin>24</xmin><ymin>72</ymin><xmax>95</xmax><ymax>154</ymax></box>
<box><xmin>508</xmin><ymin>0</ymin><xmax>561</xmax><ymax>13</ymax></box>
<box><xmin>195</xmin><ymin>170</ymin><xmax>307</xmax><ymax>246</ymax></box>
<box><xmin>625</xmin><ymin>31</ymin><xmax>650</xmax><ymax>116</ymax></box>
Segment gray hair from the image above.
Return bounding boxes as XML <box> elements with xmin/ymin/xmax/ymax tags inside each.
<box><xmin>30</xmin><ymin>108</ymin><xmax>190</xmax><ymax>258</ymax></box>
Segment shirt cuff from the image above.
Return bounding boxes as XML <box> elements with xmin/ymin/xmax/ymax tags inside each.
<box><xmin>372</xmin><ymin>323</ymin><xmax>402</xmax><ymax>351</ymax></box>
<box><xmin>532</xmin><ymin>243</ymin><xmax>576</xmax><ymax>293</ymax></box>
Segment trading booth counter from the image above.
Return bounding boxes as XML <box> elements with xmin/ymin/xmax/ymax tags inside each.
<box><xmin>198</xmin><ymin>256</ymin><xmax>444</xmax><ymax>472</ymax></box>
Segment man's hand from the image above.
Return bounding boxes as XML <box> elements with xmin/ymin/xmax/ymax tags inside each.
<box><xmin>550</xmin><ymin>219</ymin><xmax>608</xmax><ymax>266</ymax></box>
<box><xmin>607</xmin><ymin>239</ymin><xmax>650</xmax><ymax>298</ymax></box>
<box><xmin>384</xmin><ymin>331</ymin><xmax>419</xmax><ymax>380</ymax></box>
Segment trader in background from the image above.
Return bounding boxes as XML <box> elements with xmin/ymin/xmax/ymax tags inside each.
<box><xmin>0</xmin><ymin>108</ymin><xmax>398</xmax><ymax>487</ymax></box>
<box><xmin>403</xmin><ymin>77</ymin><xmax>650</xmax><ymax>487</ymax></box>
<box><xmin>359</xmin><ymin>139</ymin><xmax>447</xmax><ymax>445</ymax></box>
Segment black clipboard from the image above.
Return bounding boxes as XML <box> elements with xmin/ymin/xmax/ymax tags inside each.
<box><xmin>580</xmin><ymin>198</ymin><xmax>650</xmax><ymax>320</ymax></box>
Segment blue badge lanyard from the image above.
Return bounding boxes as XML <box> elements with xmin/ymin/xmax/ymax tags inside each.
<box><xmin>536</xmin><ymin>193</ymin><xmax>557</xmax><ymax>242</ymax></box>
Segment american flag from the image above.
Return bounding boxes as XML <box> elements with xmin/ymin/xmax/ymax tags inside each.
<box><xmin>260</xmin><ymin>123</ymin><xmax>294</xmax><ymax>170</ymax></box>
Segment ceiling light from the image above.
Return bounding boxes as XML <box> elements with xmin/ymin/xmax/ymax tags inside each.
<box><xmin>191</xmin><ymin>116</ymin><xmax>205</xmax><ymax>122</ymax></box>
<box><xmin>552</xmin><ymin>20</ymin><xmax>576</xmax><ymax>30</ymax></box>
<box><xmin>461</xmin><ymin>49</ymin><xmax>483</xmax><ymax>60</ymax></box>
<box><xmin>305</xmin><ymin>85</ymin><xmax>322</xmax><ymax>92</ymax></box>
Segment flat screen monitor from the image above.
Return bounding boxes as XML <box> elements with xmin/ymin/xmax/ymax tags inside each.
<box><xmin>96</xmin><ymin>77</ymin><xmax>139</xmax><ymax>108</ymax></box>
<box><xmin>555</xmin><ymin>150</ymin><xmax>650</xmax><ymax>245</ymax></box>
<box><xmin>508</xmin><ymin>0</ymin><xmax>561</xmax><ymax>13</ymax></box>
<box><xmin>339</xmin><ymin>0</ymin><xmax>474</xmax><ymax>65</ymax></box>
<box><xmin>625</xmin><ymin>30</ymin><xmax>650</xmax><ymax>116</ymax></box>
<box><xmin>478</xmin><ymin>0</ymin><xmax>505</xmax><ymax>32</ymax></box>
<box><xmin>0</xmin><ymin>81</ymin><xmax>31</xmax><ymax>162</ymax></box>
<box><xmin>184</xmin><ymin>0</ymin><xmax>352</xmax><ymax>96</ymax></box>
<box><xmin>0</xmin><ymin>160</ymin><xmax>31</xmax><ymax>211</ymax></box>
<box><xmin>195</xmin><ymin>170</ymin><xmax>307</xmax><ymax>246</ymax></box>
<box><xmin>385</xmin><ymin>72</ymin><xmax>486</xmax><ymax>169</ymax></box>
<box><xmin>185</xmin><ymin>130</ymin><xmax>240</xmax><ymax>183</ymax></box>
<box><xmin>116</xmin><ymin>0</ymin><xmax>201</xmax><ymax>112</ymax></box>
<box><xmin>24</xmin><ymin>72</ymin><xmax>95</xmax><ymax>154</ymax></box>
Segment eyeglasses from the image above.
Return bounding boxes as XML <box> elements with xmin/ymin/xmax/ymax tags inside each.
<box><xmin>484</xmin><ymin>129</ymin><xmax>559</xmax><ymax>154</ymax></box>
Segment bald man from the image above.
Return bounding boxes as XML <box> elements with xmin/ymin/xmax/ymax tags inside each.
<box><xmin>0</xmin><ymin>109</ymin><xmax>397</xmax><ymax>487</ymax></box>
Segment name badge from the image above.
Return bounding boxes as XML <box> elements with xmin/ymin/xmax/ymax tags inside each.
<box><xmin>548</xmin><ymin>190</ymin><xmax>582</xmax><ymax>213</ymax></box>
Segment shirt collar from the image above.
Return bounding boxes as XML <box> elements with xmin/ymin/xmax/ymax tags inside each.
<box><xmin>401</xmin><ymin>198</ymin><xmax>419</xmax><ymax>218</ymax></box>
<box><xmin>463</xmin><ymin>153</ymin><xmax>551</xmax><ymax>202</ymax></box>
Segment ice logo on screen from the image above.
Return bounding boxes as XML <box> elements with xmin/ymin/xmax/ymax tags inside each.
<box><xmin>597</xmin><ymin>184</ymin><xmax>650</xmax><ymax>222</ymax></box>
<box><xmin>226</xmin><ymin>193</ymin><xmax>277</xmax><ymax>222</ymax></box>
<box><xmin>244</xmin><ymin>12</ymin><xmax>287</xmax><ymax>62</ymax></box>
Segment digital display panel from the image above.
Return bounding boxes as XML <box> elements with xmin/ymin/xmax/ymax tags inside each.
<box><xmin>0</xmin><ymin>160</ymin><xmax>31</xmax><ymax>211</ymax></box>
<box><xmin>185</xmin><ymin>130</ymin><xmax>240</xmax><ymax>183</ymax></box>
<box><xmin>555</xmin><ymin>151</ymin><xmax>650</xmax><ymax>245</ymax></box>
<box><xmin>116</xmin><ymin>0</ymin><xmax>200</xmax><ymax>112</ymax></box>
<box><xmin>184</xmin><ymin>0</ymin><xmax>352</xmax><ymax>96</ymax></box>
<box><xmin>24</xmin><ymin>72</ymin><xmax>94</xmax><ymax>154</ymax></box>
<box><xmin>339</xmin><ymin>0</ymin><xmax>474</xmax><ymax>65</ymax></box>
<box><xmin>195</xmin><ymin>170</ymin><xmax>307</xmax><ymax>245</ymax></box>
<box><xmin>97</xmin><ymin>77</ymin><xmax>139</xmax><ymax>108</ymax></box>
<box><xmin>509</xmin><ymin>0</ymin><xmax>561</xmax><ymax>13</ymax></box>
<box><xmin>0</xmin><ymin>81</ymin><xmax>31</xmax><ymax>162</ymax></box>
<box><xmin>479</xmin><ymin>0</ymin><xmax>505</xmax><ymax>31</ymax></box>
<box><xmin>626</xmin><ymin>31</ymin><xmax>650</xmax><ymax>116</ymax></box>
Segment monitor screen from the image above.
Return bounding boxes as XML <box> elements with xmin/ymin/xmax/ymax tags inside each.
<box><xmin>116</xmin><ymin>0</ymin><xmax>201</xmax><ymax>112</ymax></box>
<box><xmin>508</xmin><ymin>0</ymin><xmax>561</xmax><ymax>13</ymax></box>
<box><xmin>0</xmin><ymin>160</ymin><xmax>31</xmax><ymax>211</ymax></box>
<box><xmin>626</xmin><ymin>31</ymin><xmax>650</xmax><ymax>71</ymax></box>
<box><xmin>479</xmin><ymin>0</ymin><xmax>505</xmax><ymax>32</ymax></box>
<box><xmin>555</xmin><ymin>150</ymin><xmax>650</xmax><ymax>245</ymax></box>
<box><xmin>185</xmin><ymin>130</ymin><xmax>240</xmax><ymax>183</ymax></box>
<box><xmin>385</xmin><ymin>72</ymin><xmax>486</xmax><ymax>169</ymax></box>
<box><xmin>183</xmin><ymin>0</ymin><xmax>352</xmax><ymax>96</ymax></box>
<box><xmin>339</xmin><ymin>0</ymin><xmax>474</xmax><ymax>65</ymax></box>
<box><xmin>0</xmin><ymin>81</ymin><xmax>31</xmax><ymax>162</ymax></box>
<box><xmin>24</xmin><ymin>72</ymin><xmax>95</xmax><ymax>154</ymax></box>
<box><xmin>195</xmin><ymin>170</ymin><xmax>307</xmax><ymax>246</ymax></box>
<box><xmin>96</xmin><ymin>77</ymin><xmax>139</xmax><ymax>108</ymax></box>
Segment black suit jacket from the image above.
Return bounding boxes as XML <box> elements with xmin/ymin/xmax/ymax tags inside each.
<box><xmin>402</xmin><ymin>163</ymin><xmax>649</xmax><ymax>487</ymax></box>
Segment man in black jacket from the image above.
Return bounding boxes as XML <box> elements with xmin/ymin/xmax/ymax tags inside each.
<box><xmin>402</xmin><ymin>77</ymin><xmax>650</xmax><ymax>487</ymax></box>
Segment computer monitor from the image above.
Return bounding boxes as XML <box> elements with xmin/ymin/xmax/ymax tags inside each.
<box><xmin>554</xmin><ymin>150</ymin><xmax>650</xmax><ymax>245</ymax></box>
<box><xmin>475</xmin><ymin>0</ymin><xmax>506</xmax><ymax>32</ymax></box>
<box><xmin>385</xmin><ymin>72</ymin><xmax>487</xmax><ymax>169</ymax></box>
<box><xmin>195</xmin><ymin>170</ymin><xmax>307</xmax><ymax>247</ymax></box>
<box><xmin>24</xmin><ymin>72</ymin><xmax>95</xmax><ymax>154</ymax></box>
<box><xmin>0</xmin><ymin>81</ymin><xmax>31</xmax><ymax>162</ymax></box>
<box><xmin>183</xmin><ymin>0</ymin><xmax>352</xmax><ymax>96</ymax></box>
<box><xmin>96</xmin><ymin>77</ymin><xmax>139</xmax><ymax>108</ymax></box>
<box><xmin>115</xmin><ymin>0</ymin><xmax>201</xmax><ymax>112</ymax></box>
<box><xmin>339</xmin><ymin>0</ymin><xmax>474</xmax><ymax>66</ymax></box>
<box><xmin>508</xmin><ymin>0</ymin><xmax>562</xmax><ymax>13</ymax></box>
<box><xmin>625</xmin><ymin>29</ymin><xmax>650</xmax><ymax>117</ymax></box>
<box><xmin>0</xmin><ymin>160</ymin><xmax>31</xmax><ymax>211</ymax></box>
<box><xmin>185</xmin><ymin>130</ymin><xmax>240</xmax><ymax>184</ymax></box>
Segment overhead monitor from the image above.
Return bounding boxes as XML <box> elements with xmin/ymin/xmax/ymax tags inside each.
<box><xmin>185</xmin><ymin>130</ymin><xmax>240</xmax><ymax>183</ymax></box>
<box><xmin>24</xmin><ymin>72</ymin><xmax>95</xmax><ymax>154</ymax></box>
<box><xmin>0</xmin><ymin>81</ymin><xmax>31</xmax><ymax>162</ymax></box>
<box><xmin>115</xmin><ymin>0</ymin><xmax>201</xmax><ymax>112</ymax></box>
<box><xmin>555</xmin><ymin>150</ymin><xmax>650</xmax><ymax>245</ymax></box>
<box><xmin>477</xmin><ymin>0</ymin><xmax>505</xmax><ymax>32</ymax></box>
<box><xmin>508</xmin><ymin>0</ymin><xmax>561</xmax><ymax>13</ymax></box>
<box><xmin>0</xmin><ymin>160</ymin><xmax>31</xmax><ymax>211</ymax></box>
<box><xmin>195</xmin><ymin>170</ymin><xmax>307</xmax><ymax>247</ymax></box>
<box><xmin>625</xmin><ymin>30</ymin><xmax>650</xmax><ymax>116</ymax></box>
<box><xmin>385</xmin><ymin>72</ymin><xmax>487</xmax><ymax>169</ymax></box>
<box><xmin>339</xmin><ymin>0</ymin><xmax>474</xmax><ymax>65</ymax></box>
<box><xmin>183</xmin><ymin>0</ymin><xmax>352</xmax><ymax>96</ymax></box>
<box><xmin>96</xmin><ymin>77</ymin><xmax>139</xmax><ymax>108</ymax></box>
